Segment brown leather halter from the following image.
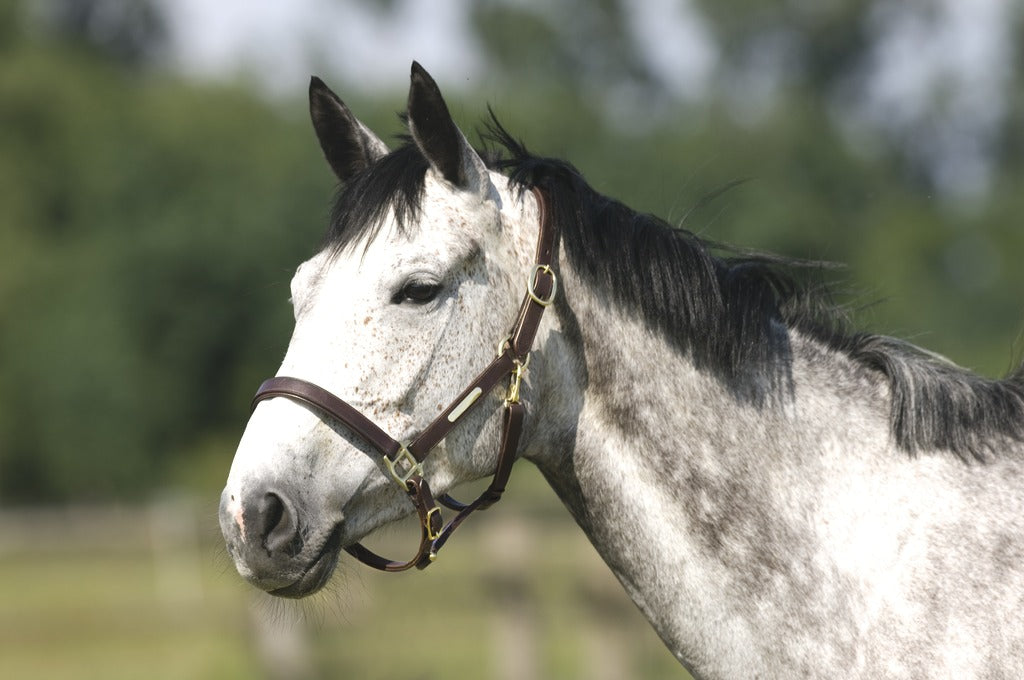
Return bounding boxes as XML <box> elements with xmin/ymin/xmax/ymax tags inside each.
<box><xmin>251</xmin><ymin>188</ymin><xmax>557</xmax><ymax>572</ymax></box>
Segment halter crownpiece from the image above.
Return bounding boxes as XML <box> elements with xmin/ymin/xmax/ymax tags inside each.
<box><xmin>251</xmin><ymin>187</ymin><xmax>557</xmax><ymax>572</ymax></box>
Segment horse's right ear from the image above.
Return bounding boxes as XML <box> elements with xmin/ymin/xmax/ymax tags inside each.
<box><xmin>309</xmin><ymin>76</ymin><xmax>388</xmax><ymax>182</ymax></box>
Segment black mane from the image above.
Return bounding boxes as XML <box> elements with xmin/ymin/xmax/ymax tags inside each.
<box><xmin>321</xmin><ymin>116</ymin><xmax>1024</xmax><ymax>463</ymax></box>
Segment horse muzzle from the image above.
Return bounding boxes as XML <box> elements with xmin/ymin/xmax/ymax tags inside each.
<box><xmin>219</xmin><ymin>483</ymin><xmax>343</xmax><ymax>598</ymax></box>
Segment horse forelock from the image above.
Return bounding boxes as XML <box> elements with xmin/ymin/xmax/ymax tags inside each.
<box><xmin>323</xmin><ymin>140</ymin><xmax>431</xmax><ymax>255</ymax></box>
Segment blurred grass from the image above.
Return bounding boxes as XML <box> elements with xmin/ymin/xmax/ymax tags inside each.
<box><xmin>0</xmin><ymin>464</ymin><xmax>689</xmax><ymax>680</ymax></box>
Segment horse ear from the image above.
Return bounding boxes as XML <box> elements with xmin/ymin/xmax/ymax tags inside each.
<box><xmin>407</xmin><ymin>61</ymin><xmax>491</xmax><ymax>198</ymax></box>
<box><xmin>309</xmin><ymin>76</ymin><xmax>388</xmax><ymax>183</ymax></box>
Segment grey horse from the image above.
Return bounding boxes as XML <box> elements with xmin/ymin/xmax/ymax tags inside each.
<box><xmin>220</xmin><ymin>63</ymin><xmax>1024</xmax><ymax>678</ymax></box>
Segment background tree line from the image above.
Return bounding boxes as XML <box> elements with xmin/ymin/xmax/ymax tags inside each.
<box><xmin>1</xmin><ymin>0</ymin><xmax>1021</xmax><ymax>504</ymax></box>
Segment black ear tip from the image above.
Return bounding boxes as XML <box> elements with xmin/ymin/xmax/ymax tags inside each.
<box><xmin>410</xmin><ymin>61</ymin><xmax>435</xmax><ymax>87</ymax></box>
<box><xmin>309</xmin><ymin>76</ymin><xmax>326</xmax><ymax>93</ymax></box>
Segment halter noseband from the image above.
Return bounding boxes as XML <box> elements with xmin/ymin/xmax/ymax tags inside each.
<box><xmin>250</xmin><ymin>188</ymin><xmax>557</xmax><ymax>572</ymax></box>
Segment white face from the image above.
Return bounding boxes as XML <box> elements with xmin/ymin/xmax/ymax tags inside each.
<box><xmin>220</xmin><ymin>167</ymin><xmax>537</xmax><ymax>596</ymax></box>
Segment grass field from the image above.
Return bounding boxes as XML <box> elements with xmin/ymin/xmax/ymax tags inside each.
<box><xmin>0</xmin><ymin>465</ymin><xmax>689</xmax><ymax>679</ymax></box>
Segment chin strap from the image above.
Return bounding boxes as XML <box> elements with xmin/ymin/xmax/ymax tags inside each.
<box><xmin>250</xmin><ymin>187</ymin><xmax>556</xmax><ymax>571</ymax></box>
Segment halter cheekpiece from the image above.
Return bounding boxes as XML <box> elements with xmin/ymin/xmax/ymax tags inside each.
<box><xmin>251</xmin><ymin>188</ymin><xmax>557</xmax><ymax>572</ymax></box>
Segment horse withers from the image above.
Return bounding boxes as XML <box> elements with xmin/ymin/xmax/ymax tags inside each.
<box><xmin>219</xmin><ymin>62</ymin><xmax>1024</xmax><ymax>678</ymax></box>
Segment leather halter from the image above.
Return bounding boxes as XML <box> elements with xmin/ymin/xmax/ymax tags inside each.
<box><xmin>251</xmin><ymin>188</ymin><xmax>557</xmax><ymax>572</ymax></box>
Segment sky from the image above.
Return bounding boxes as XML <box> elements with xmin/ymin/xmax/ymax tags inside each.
<box><xmin>848</xmin><ymin>0</ymin><xmax>1016</xmax><ymax>198</ymax></box>
<box><xmin>160</xmin><ymin>0</ymin><xmax>715</xmax><ymax>100</ymax></box>
<box><xmin>163</xmin><ymin>0</ymin><xmax>495</xmax><ymax>97</ymax></box>
<box><xmin>157</xmin><ymin>0</ymin><xmax>1017</xmax><ymax>199</ymax></box>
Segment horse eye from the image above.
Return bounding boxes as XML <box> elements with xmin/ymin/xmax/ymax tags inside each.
<box><xmin>394</xmin><ymin>280</ymin><xmax>442</xmax><ymax>305</ymax></box>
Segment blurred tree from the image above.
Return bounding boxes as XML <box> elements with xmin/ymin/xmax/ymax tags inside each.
<box><xmin>0</xmin><ymin>11</ymin><xmax>334</xmax><ymax>502</ymax></box>
<box><xmin>0</xmin><ymin>0</ymin><xmax>1020</xmax><ymax>503</ymax></box>
<box><xmin>38</xmin><ymin>0</ymin><xmax>168</xmax><ymax>66</ymax></box>
<box><xmin>472</xmin><ymin>0</ymin><xmax>655</xmax><ymax>93</ymax></box>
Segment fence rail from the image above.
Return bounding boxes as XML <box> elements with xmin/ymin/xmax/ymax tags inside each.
<box><xmin>0</xmin><ymin>486</ymin><xmax>686</xmax><ymax>679</ymax></box>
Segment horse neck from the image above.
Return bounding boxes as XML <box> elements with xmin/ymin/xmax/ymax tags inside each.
<box><xmin>525</xmin><ymin>258</ymin><xmax>901</xmax><ymax>675</ymax></box>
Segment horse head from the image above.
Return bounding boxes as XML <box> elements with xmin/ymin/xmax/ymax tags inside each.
<box><xmin>219</xmin><ymin>63</ymin><xmax>551</xmax><ymax>597</ymax></box>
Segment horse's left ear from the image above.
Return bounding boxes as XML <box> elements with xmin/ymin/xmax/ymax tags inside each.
<box><xmin>407</xmin><ymin>61</ymin><xmax>491</xmax><ymax>199</ymax></box>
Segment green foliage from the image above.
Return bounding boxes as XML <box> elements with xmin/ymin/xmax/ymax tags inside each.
<box><xmin>0</xmin><ymin>35</ymin><xmax>334</xmax><ymax>502</ymax></box>
<box><xmin>1</xmin><ymin>3</ymin><xmax>1021</xmax><ymax>504</ymax></box>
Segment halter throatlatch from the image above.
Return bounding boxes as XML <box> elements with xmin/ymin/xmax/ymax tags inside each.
<box><xmin>251</xmin><ymin>188</ymin><xmax>557</xmax><ymax>572</ymax></box>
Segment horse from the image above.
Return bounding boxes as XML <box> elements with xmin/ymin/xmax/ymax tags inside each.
<box><xmin>219</xmin><ymin>62</ymin><xmax>1024</xmax><ymax>678</ymax></box>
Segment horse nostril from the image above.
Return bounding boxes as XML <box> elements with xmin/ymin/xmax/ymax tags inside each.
<box><xmin>259</xmin><ymin>492</ymin><xmax>284</xmax><ymax>535</ymax></box>
<box><xmin>257</xmin><ymin>492</ymin><xmax>303</xmax><ymax>557</ymax></box>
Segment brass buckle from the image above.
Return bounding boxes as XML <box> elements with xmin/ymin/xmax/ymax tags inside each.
<box><xmin>505</xmin><ymin>355</ymin><xmax>530</xmax><ymax>406</ymax></box>
<box><xmin>526</xmin><ymin>264</ymin><xmax>557</xmax><ymax>306</ymax></box>
<box><xmin>425</xmin><ymin>506</ymin><xmax>442</xmax><ymax>541</ymax></box>
<box><xmin>383</xmin><ymin>445</ymin><xmax>423</xmax><ymax>489</ymax></box>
